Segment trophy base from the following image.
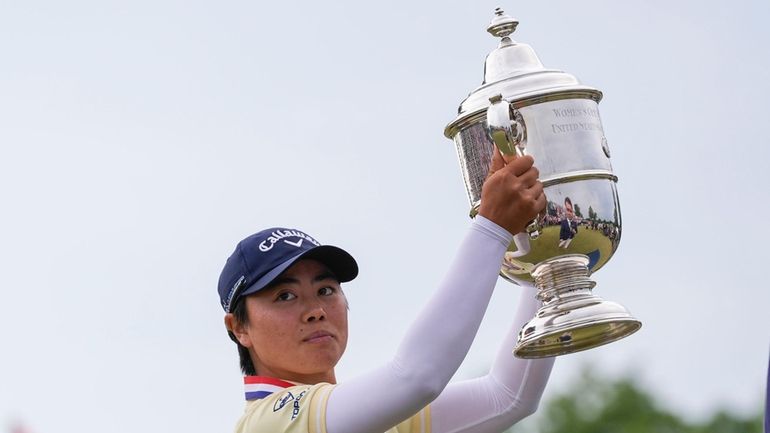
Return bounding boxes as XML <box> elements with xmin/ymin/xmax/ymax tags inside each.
<box><xmin>513</xmin><ymin>255</ymin><xmax>641</xmax><ymax>359</ymax></box>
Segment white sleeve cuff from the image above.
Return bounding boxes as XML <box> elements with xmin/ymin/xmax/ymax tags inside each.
<box><xmin>472</xmin><ymin>215</ymin><xmax>514</xmax><ymax>248</ymax></box>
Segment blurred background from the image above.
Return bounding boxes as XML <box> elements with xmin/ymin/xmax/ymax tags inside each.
<box><xmin>1</xmin><ymin>0</ymin><xmax>768</xmax><ymax>432</ymax></box>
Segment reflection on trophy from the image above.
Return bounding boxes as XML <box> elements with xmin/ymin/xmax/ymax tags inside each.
<box><xmin>444</xmin><ymin>8</ymin><xmax>641</xmax><ymax>358</ymax></box>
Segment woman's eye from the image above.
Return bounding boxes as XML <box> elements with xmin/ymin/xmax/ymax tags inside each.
<box><xmin>276</xmin><ymin>292</ymin><xmax>296</xmax><ymax>301</ymax></box>
<box><xmin>318</xmin><ymin>287</ymin><xmax>335</xmax><ymax>296</ymax></box>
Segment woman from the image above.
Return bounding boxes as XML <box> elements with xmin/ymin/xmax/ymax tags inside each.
<box><xmin>217</xmin><ymin>152</ymin><xmax>554</xmax><ymax>433</ymax></box>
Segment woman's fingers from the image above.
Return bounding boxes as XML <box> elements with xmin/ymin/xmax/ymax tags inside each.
<box><xmin>530</xmin><ymin>182</ymin><xmax>546</xmax><ymax>211</ymax></box>
<box><xmin>500</xmin><ymin>151</ymin><xmax>518</xmax><ymax>165</ymax></box>
<box><xmin>488</xmin><ymin>148</ymin><xmax>506</xmax><ymax>177</ymax></box>
<box><xmin>505</xmin><ymin>155</ymin><xmax>535</xmax><ymax>177</ymax></box>
<box><xmin>517</xmin><ymin>165</ymin><xmax>540</xmax><ymax>188</ymax></box>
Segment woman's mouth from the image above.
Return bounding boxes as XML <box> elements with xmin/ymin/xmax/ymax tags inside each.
<box><xmin>303</xmin><ymin>331</ymin><xmax>334</xmax><ymax>343</ymax></box>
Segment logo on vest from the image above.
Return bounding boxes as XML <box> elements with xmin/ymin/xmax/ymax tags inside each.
<box><xmin>291</xmin><ymin>390</ymin><xmax>307</xmax><ymax>420</ymax></box>
<box><xmin>273</xmin><ymin>391</ymin><xmax>295</xmax><ymax>412</ymax></box>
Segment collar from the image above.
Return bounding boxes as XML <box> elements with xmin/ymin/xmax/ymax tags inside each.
<box><xmin>243</xmin><ymin>376</ymin><xmax>297</xmax><ymax>401</ymax></box>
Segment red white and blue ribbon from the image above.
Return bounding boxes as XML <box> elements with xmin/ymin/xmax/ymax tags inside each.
<box><xmin>244</xmin><ymin>376</ymin><xmax>295</xmax><ymax>401</ymax></box>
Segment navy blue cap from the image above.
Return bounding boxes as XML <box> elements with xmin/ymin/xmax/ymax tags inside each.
<box><xmin>218</xmin><ymin>228</ymin><xmax>358</xmax><ymax>312</ymax></box>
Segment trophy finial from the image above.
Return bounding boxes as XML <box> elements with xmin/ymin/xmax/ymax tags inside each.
<box><xmin>487</xmin><ymin>7</ymin><xmax>519</xmax><ymax>38</ymax></box>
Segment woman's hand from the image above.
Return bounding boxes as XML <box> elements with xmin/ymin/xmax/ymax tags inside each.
<box><xmin>478</xmin><ymin>150</ymin><xmax>545</xmax><ymax>235</ymax></box>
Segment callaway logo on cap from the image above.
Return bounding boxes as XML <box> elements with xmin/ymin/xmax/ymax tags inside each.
<box><xmin>217</xmin><ymin>227</ymin><xmax>358</xmax><ymax>312</ymax></box>
<box><xmin>257</xmin><ymin>229</ymin><xmax>320</xmax><ymax>252</ymax></box>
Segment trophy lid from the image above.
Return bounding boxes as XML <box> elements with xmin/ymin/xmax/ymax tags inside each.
<box><xmin>445</xmin><ymin>8</ymin><xmax>603</xmax><ymax>138</ymax></box>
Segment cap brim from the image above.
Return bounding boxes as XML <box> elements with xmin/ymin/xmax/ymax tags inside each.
<box><xmin>239</xmin><ymin>245</ymin><xmax>358</xmax><ymax>298</ymax></box>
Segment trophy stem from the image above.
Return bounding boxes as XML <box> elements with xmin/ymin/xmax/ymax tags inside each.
<box><xmin>532</xmin><ymin>255</ymin><xmax>596</xmax><ymax>302</ymax></box>
<box><xmin>513</xmin><ymin>254</ymin><xmax>641</xmax><ymax>359</ymax></box>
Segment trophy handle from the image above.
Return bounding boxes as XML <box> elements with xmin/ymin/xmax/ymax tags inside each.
<box><xmin>486</xmin><ymin>94</ymin><xmax>526</xmax><ymax>157</ymax></box>
<box><xmin>486</xmin><ymin>94</ymin><xmax>541</xmax><ymax>239</ymax></box>
<box><xmin>507</xmin><ymin>232</ymin><xmax>532</xmax><ymax>258</ymax></box>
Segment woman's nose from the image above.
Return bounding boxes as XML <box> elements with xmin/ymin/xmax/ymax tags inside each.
<box><xmin>303</xmin><ymin>304</ymin><xmax>327</xmax><ymax>323</ymax></box>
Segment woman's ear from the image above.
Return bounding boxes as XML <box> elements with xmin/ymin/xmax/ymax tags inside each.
<box><xmin>224</xmin><ymin>313</ymin><xmax>253</xmax><ymax>348</ymax></box>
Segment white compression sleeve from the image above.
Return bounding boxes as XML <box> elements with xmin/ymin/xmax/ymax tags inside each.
<box><xmin>429</xmin><ymin>284</ymin><xmax>555</xmax><ymax>433</ymax></box>
<box><xmin>326</xmin><ymin>216</ymin><xmax>512</xmax><ymax>433</ymax></box>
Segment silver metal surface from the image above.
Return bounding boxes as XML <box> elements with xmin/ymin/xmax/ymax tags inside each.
<box><xmin>486</xmin><ymin>94</ymin><xmax>540</xmax><ymax>237</ymax></box>
<box><xmin>514</xmin><ymin>255</ymin><xmax>641</xmax><ymax>358</ymax></box>
<box><xmin>486</xmin><ymin>7</ymin><xmax>518</xmax><ymax>38</ymax></box>
<box><xmin>486</xmin><ymin>94</ymin><xmax>526</xmax><ymax>157</ymax></box>
<box><xmin>445</xmin><ymin>8</ymin><xmax>641</xmax><ymax>358</ymax></box>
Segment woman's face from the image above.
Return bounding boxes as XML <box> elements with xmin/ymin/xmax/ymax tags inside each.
<box><xmin>234</xmin><ymin>259</ymin><xmax>349</xmax><ymax>384</ymax></box>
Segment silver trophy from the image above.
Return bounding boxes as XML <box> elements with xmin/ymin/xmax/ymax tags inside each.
<box><xmin>444</xmin><ymin>9</ymin><xmax>641</xmax><ymax>358</ymax></box>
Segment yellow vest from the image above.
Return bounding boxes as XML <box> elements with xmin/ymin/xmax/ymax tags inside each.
<box><xmin>234</xmin><ymin>377</ymin><xmax>430</xmax><ymax>433</ymax></box>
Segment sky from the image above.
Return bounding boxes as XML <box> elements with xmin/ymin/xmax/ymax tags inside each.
<box><xmin>1</xmin><ymin>0</ymin><xmax>769</xmax><ymax>432</ymax></box>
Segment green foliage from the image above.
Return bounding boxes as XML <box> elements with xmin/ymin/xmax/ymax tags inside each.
<box><xmin>588</xmin><ymin>206</ymin><xmax>597</xmax><ymax>220</ymax></box>
<box><xmin>573</xmin><ymin>203</ymin><xmax>583</xmax><ymax>218</ymax></box>
<box><xmin>508</xmin><ymin>369</ymin><xmax>763</xmax><ymax>433</ymax></box>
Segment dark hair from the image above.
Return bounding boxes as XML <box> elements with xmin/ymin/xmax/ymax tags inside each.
<box><xmin>564</xmin><ymin>197</ymin><xmax>572</xmax><ymax>206</ymax></box>
<box><xmin>229</xmin><ymin>297</ymin><xmax>257</xmax><ymax>376</ymax></box>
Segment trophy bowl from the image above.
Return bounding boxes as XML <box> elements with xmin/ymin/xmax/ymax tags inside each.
<box><xmin>445</xmin><ymin>9</ymin><xmax>641</xmax><ymax>358</ymax></box>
